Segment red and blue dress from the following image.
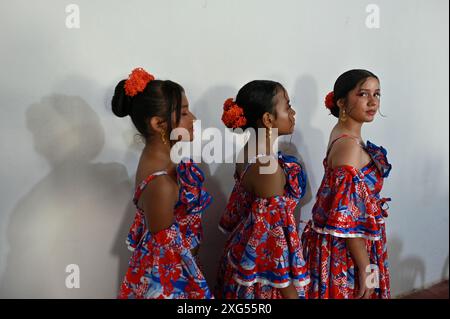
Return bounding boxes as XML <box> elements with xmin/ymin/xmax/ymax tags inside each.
<box><xmin>216</xmin><ymin>152</ymin><xmax>310</xmax><ymax>299</ymax></box>
<box><xmin>118</xmin><ymin>159</ymin><xmax>213</xmax><ymax>299</ymax></box>
<box><xmin>301</xmin><ymin>137</ymin><xmax>392</xmax><ymax>299</ymax></box>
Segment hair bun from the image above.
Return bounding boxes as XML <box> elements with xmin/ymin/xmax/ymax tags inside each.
<box><xmin>111</xmin><ymin>80</ymin><xmax>132</xmax><ymax>118</ymax></box>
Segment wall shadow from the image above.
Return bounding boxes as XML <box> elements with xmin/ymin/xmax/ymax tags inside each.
<box><xmin>192</xmin><ymin>85</ymin><xmax>236</xmax><ymax>289</ymax></box>
<box><xmin>289</xmin><ymin>75</ymin><xmax>327</xmax><ymax>225</ymax></box>
<box><xmin>0</xmin><ymin>94</ymin><xmax>134</xmax><ymax>298</ymax></box>
<box><xmin>389</xmin><ymin>235</ymin><xmax>426</xmax><ymax>297</ymax></box>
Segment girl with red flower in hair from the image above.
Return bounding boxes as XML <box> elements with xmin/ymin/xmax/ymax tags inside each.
<box><xmin>301</xmin><ymin>69</ymin><xmax>392</xmax><ymax>299</ymax></box>
<box><xmin>216</xmin><ymin>80</ymin><xmax>310</xmax><ymax>299</ymax></box>
<box><xmin>113</xmin><ymin>68</ymin><xmax>213</xmax><ymax>299</ymax></box>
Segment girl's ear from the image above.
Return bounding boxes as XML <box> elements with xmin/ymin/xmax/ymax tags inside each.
<box><xmin>337</xmin><ymin>98</ymin><xmax>345</xmax><ymax>109</ymax></box>
<box><xmin>261</xmin><ymin>112</ymin><xmax>274</xmax><ymax>128</ymax></box>
<box><xmin>149</xmin><ymin>116</ymin><xmax>167</xmax><ymax>133</ymax></box>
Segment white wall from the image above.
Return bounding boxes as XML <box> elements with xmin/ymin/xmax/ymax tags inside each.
<box><xmin>0</xmin><ymin>0</ymin><xmax>448</xmax><ymax>298</ymax></box>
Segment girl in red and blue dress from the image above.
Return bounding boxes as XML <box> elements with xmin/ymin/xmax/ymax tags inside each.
<box><xmin>216</xmin><ymin>80</ymin><xmax>310</xmax><ymax>299</ymax></box>
<box><xmin>302</xmin><ymin>69</ymin><xmax>392</xmax><ymax>299</ymax></box>
<box><xmin>113</xmin><ymin>68</ymin><xmax>213</xmax><ymax>299</ymax></box>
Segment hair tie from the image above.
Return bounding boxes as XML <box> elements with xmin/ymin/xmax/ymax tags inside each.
<box><xmin>124</xmin><ymin>67</ymin><xmax>155</xmax><ymax>97</ymax></box>
<box><xmin>221</xmin><ymin>98</ymin><xmax>247</xmax><ymax>129</ymax></box>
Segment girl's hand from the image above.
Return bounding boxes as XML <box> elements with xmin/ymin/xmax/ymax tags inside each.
<box><xmin>346</xmin><ymin>238</ymin><xmax>374</xmax><ymax>299</ymax></box>
<box><xmin>280</xmin><ymin>283</ymin><xmax>299</xmax><ymax>299</ymax></box>
<box><xmin>356</xmin><ymin>266</ymin><xmax>375</xmax><ymax>299</ymax></box>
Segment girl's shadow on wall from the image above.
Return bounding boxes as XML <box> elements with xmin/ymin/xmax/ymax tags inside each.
<box><xmin>286</xmin><ymin>74</ymin><xmax>327</xmax><ymax>225</ymax></box>
<box><xmin>193</xmin><ymin>85</ymin><xmax>237</xmax><ymax>289</ymax></box>
<box><xmin>389</xmin><ymin>235</ymin><xmax>426</xmax><ymax>296</ymax></box>
<box><xmin>0</xmin><ymin>94</ymin><xmax>134</xmax><ymax>298</ymax></box>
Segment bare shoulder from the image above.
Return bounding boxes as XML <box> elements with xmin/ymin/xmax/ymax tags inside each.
<box><xmin>246</xmin><ymin>157</ymin><xmax>285</xmax><ymax>198</ymax></box>
<box><xmin>139</xmin><ymin>175</ymin><xmax>179</xmax><ymax>233</ymax></box>
<box><xmin>329</xmin><ymin>137</ymin><xmax>364</xmax><ymax>169</ymax></box>
<box><xmin>143</xmin><ymin>175</ymin><xmax>178</xmax><ymax>201</ymax></box>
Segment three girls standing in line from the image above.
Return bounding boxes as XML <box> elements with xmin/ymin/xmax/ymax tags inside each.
<box><xmin>113</xmin><ymin>67</ymin><xmax>392</xmax><ymax>299</ymax></box>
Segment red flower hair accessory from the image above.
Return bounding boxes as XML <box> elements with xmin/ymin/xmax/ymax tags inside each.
<box><xmin>221</xmin><ymin>98</ymin><xmax>247</xmax><ymax>129</ymax></box>
<box><xmin>124</xmin><ymin>68</ymin><xmax>155</xmax><ymax>97</ymax></box>
<box><xmin>324</xmin><ymin>91</ymin><xmax>335</xmax><ymax>110</ymax></box>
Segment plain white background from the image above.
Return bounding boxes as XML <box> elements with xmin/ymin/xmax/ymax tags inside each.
<box><xmin>0</xmin><ymin>0</ymin><xmax>448</xmax><ymax>298</ymax></box>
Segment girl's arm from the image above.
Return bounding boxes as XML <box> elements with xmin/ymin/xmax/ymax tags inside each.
<box><xmin>140</xmin><ymin>176</ymin><xmax>178</xmax><ymax>233</ymax></box>
<box><xmin>346</xmin><ymin>238</ymin><xmax>374</xmax><ymax>299</ymax></box>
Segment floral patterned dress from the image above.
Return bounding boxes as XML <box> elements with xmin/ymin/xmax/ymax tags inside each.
<box><xmin>216</xmin><ymin>152</ymin><xmax>310</xmax><ymax>299</ymax></box>
<box><xmin>118</xmin><ymin>159</ymin><xmax>213</xmax><ymax>299</ymax></box>
<box><xmin>301</xmin><ymin>135</ymin><xmax>392</xmax><ymax>299</ymax></box>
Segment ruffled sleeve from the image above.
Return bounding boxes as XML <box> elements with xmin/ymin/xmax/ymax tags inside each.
<box><xmin>125</xmin><ymin>211</ymin><xmax>146</xmax><ymax>251</ymax></box>
<box><xmin>314</xmin><ymin>166</ymin><xmax>382</xmax><ymax>240</ymax></box>
<box><xmin>277</xmin><ymin>152</ymin><xmax>307</xmax><ymax>201</ymax></box>
<box><xmin>175</xmin><ymin>159</ymin><xmax>213</xmax><ymax>250</ymax></box>
<box><xmin>366</xmin><ymin>141</ymin><xmax>392</xmax><ymax>178</ymax></box>
<box><xmin>227</xmin><ymin>195</ymin><xmax>310</xmax><ymax>289</ymax></box>
<box><xmin>176</xmin><ymin>159</ymin><xmax>212</xmax><ymax>214</ymax></box>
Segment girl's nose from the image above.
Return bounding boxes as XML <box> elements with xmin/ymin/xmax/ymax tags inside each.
<box><xmin>369</xmin><ymin>95</ymin><xmax>378</xmax><ymax>106</ymax></box>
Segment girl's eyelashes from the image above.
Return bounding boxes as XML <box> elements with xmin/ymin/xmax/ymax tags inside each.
<box><xmin>357</xmin><ymin>91</ymin><xmax>381</xmax><ymax>98</ymax></box>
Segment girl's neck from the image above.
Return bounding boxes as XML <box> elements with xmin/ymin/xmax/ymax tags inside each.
<box><xmin>244</xmin><ymin>130</ymin><xmax>277</xmax><ymax>161</ymax></box>
<box><xmin>335</xmin><ymin>118</ymin><xmax>363</xmax><ymax>139</ymax></box>
<box><xmin>142</xmin><ymin>139</ymin><xmax>176</xmax><ymax>173</ymax></box>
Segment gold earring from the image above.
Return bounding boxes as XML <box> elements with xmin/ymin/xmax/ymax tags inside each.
<box><xmin>160</xmin><ymin>129</ymin><xmax>169</xmax><ymax>146</ymax></box>
<box><xmin>268</xmin><ymin>127</ymin><xmax>272</xmax><ymax>140</ymax></box>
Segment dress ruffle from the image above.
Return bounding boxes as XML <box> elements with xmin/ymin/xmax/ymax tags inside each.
<box><xmin>176</xmin><ymin>159</ymin><xmax>212</xmax><ymax>250</ymax></box>
<box><xmin>176</xmin><ymin>159</ymin><xmax>213</xmax><ymax>214</ymax></box>
<box><xmin>126</xmin><ymin>211</ymin><xmax>146</xmax><ymax>252</ymax></box>
<box><xmin>277</xmin><ymin>152</ymin><xmax>307</xmax><ymax>201</ymax></box>
<box><xmin>227</xmin><ymin>196</ymin><xmax>310</xmax><ymax>289</ymax></box>
<box><xmin>312</xmin><ymin>165</ymin><xmax>382</xmax><ymax>240</ymax></box>
<box><xmin>119</xmin><ymin>223</ymin><xmax>212</xmax><ymax>299</ymax></box>
<box><xmin>365</xmin><ymin>141</ymin><xmax>392</xmax><ymax>178</ymax></box>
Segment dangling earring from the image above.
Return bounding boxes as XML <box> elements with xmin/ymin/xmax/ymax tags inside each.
<box><xmin>341</xmin><ymin>108</ymin><xmax>347</xmax><ymax>122</ymax></box>
<box><xmin>160</xmin><ymin>129</ymin><xmax>169</xmax><ymax>146</ymax></box>
<box><xmin>267</xmin><ymin>127</ymin><xmax>272</xmax><ymax>141</ymax></box>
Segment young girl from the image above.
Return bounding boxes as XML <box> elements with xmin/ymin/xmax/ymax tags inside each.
<box><xmin>302</xmin><ymin>69</ymin><xmax>392</xmax><ymax>299</ymax></box>
<box><xmin>114</xmin><ymin>68</ymin><xmax>213</xmax><ymax>299</ymax></box>
<box><xmin>216</xmin><ymin>80</ymin><xmax>310</xmax><ymax>299</ymax></box>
